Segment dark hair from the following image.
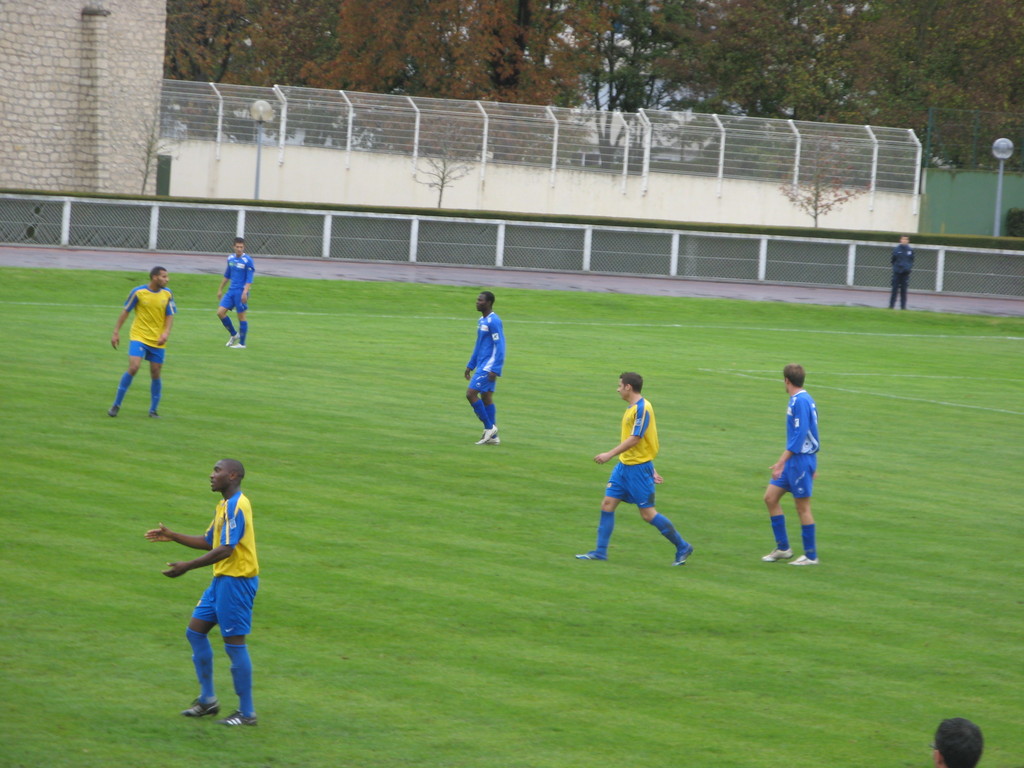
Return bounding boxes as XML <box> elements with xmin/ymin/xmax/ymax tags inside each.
<box><xmin>783</xmin><ymin>364</ymin><xmax>806</xmax><ymax>388</ymax></box>
<box><xmin>480</xmin><ymin>290</ymin><xmax>495</xmax><ymax>305</ymax></box>
<box><xmin>220</xmin><ymin>458</ymin><xmax>246</xmax><ymax>480</ymax></box>
<box><xmin>234</xmin><ymin>237</ymin><xmax>245</xmax><ymax>245</ymax></box>
<box><xmin>619</xmin><ymin>371</ymin><xmax>643</xmax><ymax>393</ymax></box>
<box><xmin>149</xmin><ymin>266</ymin><xmax>167</xmax><ymax>278</ymax></box>
<box><xmin>935</xmin><ymin>718</ymin><xmax>983</xmax><ymax>768</ymax></box>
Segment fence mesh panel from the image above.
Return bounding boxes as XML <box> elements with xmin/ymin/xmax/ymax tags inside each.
<box><xmin>503</xmin><ymin>225</ymin><xmax>585</xmax><ymax>271</ymax></box>
<box><xmin>417</xmin><ymin>219</ymin><xmax>498</xmax><ymax>266</ymax></box>
<box><xmin>765</xmin><ymin>239</ymin><xmax>849</xmax><ymax>286</ymax></box>
<box><xmin>69</xmin><ymin>202</ymin><xmax>150</xmax><ymax>249</ymax></box>
<box><xmin>942</xmin><ymin>249</ymin><xmax>1024</xmax><ymax>296</ymax></box>
<box><xmin>156</xmin><ymin>206</ymin><xmax>238</xmax><ymax>253</ymax></box>
<box><xmin>0</xmin><ymin>198</ymin><xmax>63</xmax><ymax>245</ymax></box>
<box><xmin>244</xmin><ymin>210</ymin><xmax>323</xmax><ymax>258</ymax></box>
<box><xmin>591</xmin><ymin>230</ymin><xmax>672</xmax><ymax>275</ymax></box>
<box><xmin>679</xmin><ymin>235</ymin><xmax>761</xmax><ymax>280</ymax></box>
<box><xmin>330</xmin><ymin>215</ymin><xmax>411</xmax><ymax>261</ymax></box>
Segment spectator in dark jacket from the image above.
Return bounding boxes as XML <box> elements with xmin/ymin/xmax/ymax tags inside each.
<box><xmin>889</xmin><ymin>235</ymin><xmax>915</xmax><ymax>309</ymax></box>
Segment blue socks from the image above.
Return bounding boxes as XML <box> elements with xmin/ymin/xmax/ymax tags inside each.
<box><xmin>484</xmin><ymin>402</ymin><xmax>496</xmax><ymax>428</ymax></box>
<box><xmin>649</xmin><ymin>513</ymin><xmax>686</xmax><ymax>549</ymax></box>
<box><xmin>594</xmin><ymin>510</ymin><xmax>615</xmax><ymax>556</ymax></box>
<box><xmin>239</xmin><ymin>320</ymin><xmax>248</xmax><ymax>346</ymax></box>
<box><xmin>150</xmin><ymin>379</ymin><xmax>162</xmax><ymax>413</ymax></box>
<box><xmin>224</xmin><ymin>643</ymin><xmax>255</xmax><ymax>717</ymax></box>
<box><xmin>802</xmin><ymin>524</ymin><xmax>817</xmax><ymax>560</ymax></box>
<box><xmin>186</xmin><ymin>628</ymin><xmax>216</xmax><ymax>702</ymax></box>
<box><xmin>771</xmin><ymin>515</ymin><xmax>790</xmax><ymax>550</ymax></box>
<box><xmin>113</xmin><ymin>371</ymin><xmax>134</xmax><ymax>407</ymax></box>
<box><xmin>471</xmin><ymin>399</ymin><xmax>490</xmax><ymax>428</ymax></box>
<box><xmin>221</xmin><ymin>316</ymin><xmax>236</xmax><ymax>336</ymax></box>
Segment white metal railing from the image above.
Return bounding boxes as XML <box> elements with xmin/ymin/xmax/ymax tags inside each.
<box><xmin>2</xmin><ymin>193</ymin><xmax>1021</xmax><ymax>298</ymax></box>
<box><xmin>159</xmin><ymin>80</ymin><xmax>922</xmax><ymax>195</ymax></box>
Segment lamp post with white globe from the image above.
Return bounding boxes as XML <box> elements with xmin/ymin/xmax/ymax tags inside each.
<box><xmin>250</xmin><ymin>100</ymin><xmax>275</xmax><ymax>200</ymax></box>
<box><xmin>991</xmin><ymin>137</ymin><xmax>1014</xmax><ymax>237</ymax></box>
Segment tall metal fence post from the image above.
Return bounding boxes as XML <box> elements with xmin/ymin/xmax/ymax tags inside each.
<box><xmin>669</xmin><ymin>232</ymin><xmax>679</xmax><ymax>277</ymax></box>
<box><xmin>495</xmin><ymin>222</ymin><xmax>505</xmax><ymax>267</ymax></box>
<box><xmin>545</xmin><ymin>106</ymin><xmax>558</xmax><ymax>188</ymax></box>
<box><xmin>582</xmin><ymin>226</ymin><xmax>593</xmax><ymax>272</ymax></box>
<box><xmin>273</xmin><ymin>84</ymin><xmax>288</xmax><ymax>165</ymax></box>
<box><xmin>149</xmin><ymin>204</ymin><xmax>160</xmax><ymax>250</ymax></box>
<box><xmin>758</xmin><ymin>237</ymin><xmax>768</xmax><ymax>281</ymax></box>
<box><xmin>236</xmin><ymin>209</ymin><xmax>246</xmax><ymax>238</ymax></box>
<box><xmin>60</xmin><ymin>199</ymin><xmax>71</xmax><ymax>245</ymax></box>
<box><xmin>936</xmin><ymin>248</ymin><xmax>945</xmax><ymax>292</ymax></box>
<box><xmin>409</xmin><ymin>218</ymin><xmax>419</xmax><ymax>263</ymax></box>
<box><xmin>322</xmin><ymin>214</ymin><xmax>332</xmax><ymax>259</ymax></box>
<box><xmin>712</xmin><ymin>114</ymin><xmax>726</xmax><ymax>198</ymax></box>
<box><xmin>846</xmin><ymin>243</ymin><xmax>856</xmax><ymax>286</ymax></box>
<box><xmin>408</xmin><ymin>96</ymin><xmax>420</xmax><ymax>177</ymax></box>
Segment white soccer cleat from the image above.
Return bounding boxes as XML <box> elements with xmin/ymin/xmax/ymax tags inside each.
<box><xmin>761</xmin><ymin>548</ymin><xmax>793</xmax><ymax>562</ymax></box>
<box><xmin>229</xmin><ymin>343</ymin><xmax>246</xmax><ymax>349</ymax></box>
<box><xmin>226</xmin><ymin>334</ymin><xmax>240</xmax><ymax>346</ymax></box>
<box><xmin>789</xmin><ymin>555</ymin><xmax>819</xmax><ymax>566</ymax></box>
<box><xmin>475</xmin><ymin>426</ymin><xmax>499</xmax><ymax>445</ymax></box>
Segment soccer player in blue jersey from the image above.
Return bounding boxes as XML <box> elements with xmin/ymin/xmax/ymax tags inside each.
<box><xmin>145</xmin><ymin>459</ymin><xmax>260</xmax><ymax>727</ymax></box>
<box><xmin>464</xmin><ymin>291</ymin><xmax>505</xmax><ymax>445</ymax></box>
<box><xmin>108</xmin><ymin>266</ymin><xmax>176</xmax><ymax>418</ymax></box>
<box><xmin>217</xmin><ymin>237</ymin><xmax>255</xmax><ymax>348</ymax></box>
<box><xmin>576</xmin><ymin>372</ymin><xmax>694</xmax><ymax>566</ymax></box>
<box><xmin>761</xmin><ymin>364</ymin><xmax>820</xmax><ymax>565</ymax></box>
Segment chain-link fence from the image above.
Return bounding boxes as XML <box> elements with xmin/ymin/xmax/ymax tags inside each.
<box><xmin>2</xmin><ymin>193</ymin><xmax>1022</xmax><ymax>297</ymax></box>
<box><xmin>925</xmin><ymin>107</ymin><xmax>1024</xmax><ymax>171</ymax></box>
<box><xmin>160</xmin><ymin>80</ymin><xmax>922</xmax><ymax>195</ymax></box>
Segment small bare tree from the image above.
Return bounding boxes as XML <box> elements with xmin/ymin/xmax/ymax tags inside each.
<box><xmin>781</xmin><ymin>135</ymin><xmax>868</xmax><ymax>227</ymax></box>
<box><xmin>415</xmin><ymin>120</ymin><xmax>477</xmax><ymax>208</ymax></box>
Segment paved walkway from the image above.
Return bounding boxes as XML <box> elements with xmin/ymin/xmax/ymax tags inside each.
<box><xmin>2</xmin><ymin>244</ymin><xmax>1022</xmax><ymax>317</ymax></box>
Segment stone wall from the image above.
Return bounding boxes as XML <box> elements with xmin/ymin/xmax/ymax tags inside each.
<box><xmin>0</xmin><ymin>0</ymin><xmax>166</xmax><ymax>194</ymax></box>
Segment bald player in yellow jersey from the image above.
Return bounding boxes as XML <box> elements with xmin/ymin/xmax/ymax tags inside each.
<box><xmin>108</xmin><ymin>266</ymin><xmax>176</xmax><ymax>418</ymax></box>
<box><xmin>576</xmin><ymin>372</ymin><xmax>694</xmax><ymax>566</ymax></box>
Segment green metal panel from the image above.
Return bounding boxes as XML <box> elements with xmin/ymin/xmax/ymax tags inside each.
<box><xmin>921</xmin><ymin>168</ymin><xmax>1024</xmax><ymax>235</ymax></box>
<box><xmin>156</xmin><ymin>155</ymin><xmax>172</xmax><ymax>196</ymax></box>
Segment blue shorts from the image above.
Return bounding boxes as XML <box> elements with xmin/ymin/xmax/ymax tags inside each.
<box><xmin>128</xmin><ymin>339</ymin><xmax>166</xmax><ymax>363</ymax></box>
<box><xmin>605</xmin><ymin>461</ymin><xmax>657</xmax><ymax>509</ymax></box>
<box><xmin>770</xmin><ymin>454</ymin><xmax>817</xmax><ymax>498</ymax></box>
<box><xmin>192</xmin><ymin>575</ymin><xmax>259</xmax><ymax>637</ymax></box>
<box><xmin>468</xmin><ymin>370</ymin><xmax>497</xmax><ymax>393</ymax></box>
<box><xmin>219</xmin><ymin>289</ymin><xmax>248</xmax><ymax>313</ymax></box>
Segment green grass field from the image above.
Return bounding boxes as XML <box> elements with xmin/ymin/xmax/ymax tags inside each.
<box><xmin>1</xmin><ymin>267</ymin><xmax>1021</xmax><ymax>768</ymax></box>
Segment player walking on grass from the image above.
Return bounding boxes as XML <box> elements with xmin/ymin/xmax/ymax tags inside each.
<box><xmin>761</xmin><ymin>364</ymin><xmax>820</xmax><ymax>565</ymax></box>
<box><xmin>217</xmin><ymin>237</ymin><xmax>254</xmax><ymax>348</ymax></box>
<box><xmin>576</xmin><ymin>372</ymin><xmax>694</xmax><ymax>566</ymax></box>
<box><xmin>145</xmin><ymin>459</ymin><xmax>259</xmax><ymax>727</ymax></box>
<box><xmin>108</xmin><ymin>266</ymin><xmax>175</xmax><ymax>418</ymax></box>
<box><xmin>465</xmin><ymin>290</ymin><xmax>504</xmax><ymax>445</ymax></box>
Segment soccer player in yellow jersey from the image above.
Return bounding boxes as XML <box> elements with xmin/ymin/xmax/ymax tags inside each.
<box><xmin>145</xmin><ymin>459</ymin><xmax>259</xmax><ymax>726</ymax></box>
<box><xmin>576</xmin><ymin>372</ymin><xmax>694</xmax><ymax>566</ymax></box>
<box><xmin>108</xmin><ymin>266</ymin><xmax>176</xmax><ymax>417</ymax></box>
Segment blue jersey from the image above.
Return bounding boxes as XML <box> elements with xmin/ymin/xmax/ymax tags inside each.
<box><xmin>786</xmin><ymin>390</ymin><xmax>819</xmax><ymax>455</ymax></box>
<box><xmin>224</xmin><ymin>253</ymin><xmax>255</xmax><ymax>291</ymax></box>
<box><xmin>467</xmin><ymin>312</ymin><xmax>505</xmax><ymax>376</ymax></box>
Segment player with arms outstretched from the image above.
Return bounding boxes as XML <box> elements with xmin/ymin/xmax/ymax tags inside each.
<box><xmin>145</xmin><ymin>459</ymin><xmax>260</xmax><ymax>726</ymax></box>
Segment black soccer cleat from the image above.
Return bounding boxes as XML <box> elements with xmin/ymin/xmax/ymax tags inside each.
<box><xmin>181</xmin><ymin>697</ymin><xmax>220</xmax><ymax>717</ymax></box>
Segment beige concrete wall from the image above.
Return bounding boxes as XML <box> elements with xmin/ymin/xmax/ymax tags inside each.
<box><xmin>0</xmin><ymin>0</ymin><xmax>166</xmax><ymax>194</ymax></box>
<box><xmin>166</xmin><ymin>140</ymin><xmax>919</xmax><ymax>232</ymax></box>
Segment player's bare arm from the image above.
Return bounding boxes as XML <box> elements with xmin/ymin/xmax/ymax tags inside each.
<box><xmin>162</xmin><ymin>544</ymin><xmax>234</xmax><ymax>578</ymax></box>
<box><xmin>145</xmin><ymin>524</ymin><xmax>212</xmax><ymax>551</ymax></box>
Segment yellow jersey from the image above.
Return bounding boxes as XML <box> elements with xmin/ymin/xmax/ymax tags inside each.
<box><xmin>620</xmin><ymin>397</ymin><xmax>659</xmax><ymax>465</ymax></box>
<box><xmin>205</xmin><ymin>492</ymin><xmax>259</xmax><ymax>578</ymax></box>
<box><xmin>124</xmin><ymin>284</ymin><xmax>176</xmax><ymax>348</ymax></box>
